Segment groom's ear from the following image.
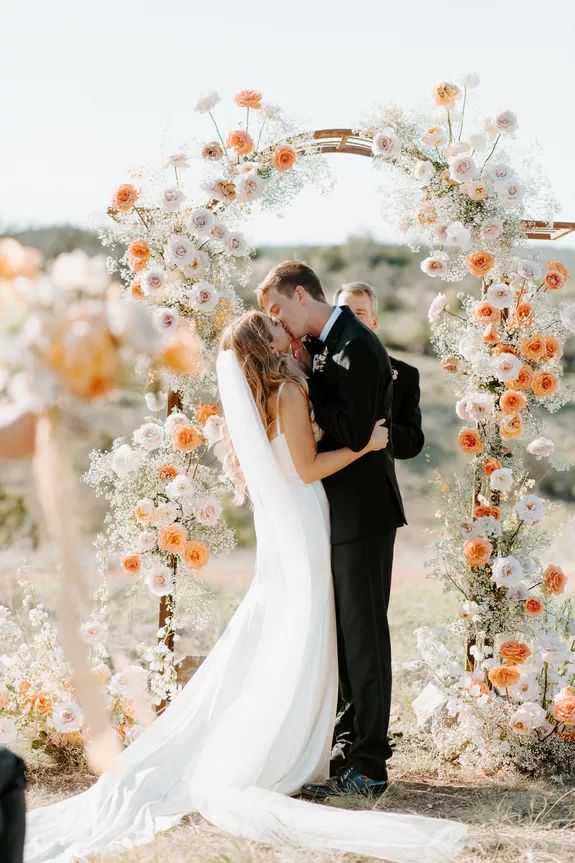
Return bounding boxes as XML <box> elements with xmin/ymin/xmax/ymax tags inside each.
<box><xmin>294</xmin><ymin>285</ymin><xmax>307</xmax><ymax>305</ymax></box>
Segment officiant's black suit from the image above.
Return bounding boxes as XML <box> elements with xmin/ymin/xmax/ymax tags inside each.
<box><xmin>306</xmin><ymin>305</ymin><xmax>406</xmax><ymax>780</ymax></box>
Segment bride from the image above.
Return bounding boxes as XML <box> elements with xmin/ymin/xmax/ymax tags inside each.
<box><xmin>24</xmin><ymin>310</ymin><xmax>466</xmax><ymax>863</ymax></box>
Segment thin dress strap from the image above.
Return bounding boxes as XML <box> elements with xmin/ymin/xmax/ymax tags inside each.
<box><xmin>275</xmin><ymin>382</ymin><xmax>286</xmax><ymax>436</ymax></box>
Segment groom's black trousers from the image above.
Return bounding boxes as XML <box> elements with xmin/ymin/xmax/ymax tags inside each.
<box><xmin>330</xmin><ymin>529</ymin><xmax>396</xmax><ymax>781</ymax></box>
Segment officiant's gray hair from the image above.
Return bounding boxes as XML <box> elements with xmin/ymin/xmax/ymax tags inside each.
<box><xmin>333</xmin><ymin>282</ymin><xmax>378</xmax><ymax>315</ymax></box>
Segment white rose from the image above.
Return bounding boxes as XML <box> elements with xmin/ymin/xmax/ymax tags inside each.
<box><xmin>444</xmin><ymin>142</ymin><xmax>471</xmax><ymax>159</ymax></box>
<box><xmin>486</xmin><ymin>283</ymin><xmax>515</xmax><ymax>309</ymax></box>
<box><xmin>498</xmin><ymin>178</ymin><xmax>524</xmax><ymax>209</ymax></box>
<box><xmin>539</xmin><ymin>637</ymin><xmax>568</xmax><ymax>666</ymax></box>
<box><xmin>456</xmin><ymin>72</ymin><xmax>480</xmax><ymax>89</ymax></box>
<box><xmin>486</xmin><ymin>162</ymin><xmax>514</xmax><ymax>185</ymax></box>
<box><xmin>180</xmin><ymin>250</ymin><xmax>209</xmax><ymax>280</ymax></box>
<box><xmin>133</xmin><ymin>422</ymin><xmax>165</xmax><ymax>451</ymax></box>
<box><xmin>165</xmin><ymin>474</ymin><xmax>192</xmax><ymax>500</ymax></box>
<box><xmin>527</xmin><ymin>437</ymin><xmax>555</xmax><ymax>459</ymax></box>
<box><xmin>195</xmin><ymin>91</ymin><xmax>221</xmax><ymax>113</ymax></box>
<box><xmin>516</xmin><ymin>494</ymin><xmax>545</xmax><ymax>525</ymax></box>
<box><xmin>445</xmin><ymin>221</ymin><xmax>471</xmax><ymax>248</ymax></box>
<box><xmin>50</xmin><ymin>700</ymin><xmax>84</xmax><ymax>733</ymax></box>
<box><xmin>204</xmin><ymin>415</ymin><xmax>226</xmax><ymax>446</ymax></box>
<box><xmin>141</xmin><ymin>268</ymin><xmax>166</xmax><ymax>297</ymax></box>
<box><xmin>189</xmin><ymin>208</ymin><xmax>215</xmax><ymax>236</ymax></box>
<box><xmin>193</xmin><ymin>495</ymin><xmax>223</xmax><ymax>526</ymax></box>
<box><xmin>134</xmin><ymin>498</ymin><xmax>155</xmax><ymax>523</ymax></box>
<box><xmin>481</xmin><ymin>219</ymin><xmax>504</xmax><ymax>242</ymax></box>
<box><xmin>421</xmin><ymin>251</ymin><xmax>449</xmax><ymax>278</ymax></box>
<box><xmin>145</xmin><ymin>566</ymin><xmax>174</xmax><ymax>597</ymax></box>
<box><xmin>226</xmin><ymin>232</ymin><xmax>249</xmax><ymax>257</ymax></box>
<box><xmin>137</xmin><ymin>531</ymin><xmax>157</xmax><ymax>552</ymax></box>
<box><xmin>428</xmin><ymin>292</ymin><xmax>448</xmax><ymax>323</ymax></box>
<box><xmin>236</xmin><ymin>171</ymin><xmax>265</xmax><ymax>202</ymax></box>
<box><xmin>491</xmin><ymin>556</ymin><xmax>524</xmax><ymax>588</ymax></box>
<box><xmin>493</xmin><ymin>352</ymin><xmax>522</xmax><ymax>382</ymax></box>
<box><xmin>494</xmin><ymin>110</ymin><xmax>518</xmax><ymax>135</ymax></box>
<box><xmin>111</xmin><ymin>444</ymin><xmax>141</xmax><ymax>478</ymax></box>
<box><xmin>153</xmin><ymin>502</ymin><xmax>179</xmax><ymax>527</ymax></box>
<box><xmin>414</xmin><ymin>160</ymin><xmax>435</xmax><ymax>184</ymax></box>
<box><xmin>165</xmin><ymin>411</ymin><xmax>189</xmax><ymax>433</ymax></box>
<box><xmin>506</xmin><ymin>582</ymin><xmax>530</xmax><ymax>603</ymax></box>
<box><xmin>110</xmin><ymin>665</ymin><xmax>148</xmax><ymax>696</ymax></box>
<box><xmin>509</xmin><ymin>676</ymin><xmax>539</xmax><ymax>702</ymax></box>
<box><xmin>469</xmin><ymin>133</ymin><xmax>487</xmax><ymax>152</ymax></box>
<box><xmin>155</xmin><ymin>307</ymin><xmax>180</xmax><ymax>332</ymax></box>
<box><xmin>489</xmin><ymin>468</ymin><xmax>514</xmax><ymax>493</ymax></box>
<box><xmin>422</xmin><ymin>126</ymin><xmax>447</xmax><ymax>147</ymax></box>
<box><xmin>466</xmin><ymin>393</ymin><xmax>495</xmax><ymax>421</ymax></box>
<box><xmin>188</xmin><ymin>280</ymin><xmax>219</xmax><ymax>314</ymax></box>
<box><xmin>80</xmin><ymin>620</ymin><xmax>108</xmax><ymax>645</ymax></box>
<box><xmin>449</xmin><ymin>155</ymin><xmax>477</xmax><ymax>183</ymax></box>
<box><xmin>455</xmin><ymin>398</ymin><xmax>471</xmax><ymax>420</ymax></box>
<box><xmin>372</xmin><ymin>128</ymin><xmax>401</xmax><ymax>159</ymax></box>
<box><xmin>210</xmin><ymin>223</ymin><xmax>229</xmax><ymax>242</ymax></box>
<box><xmin>165</xmin><ymin>235</ymin><xmax>196</xmax><ymax>267</ymax></box>
<box><xmin>159</xmin><ymin>187</ymin><xmax>185</xmax><ymax>212</ymax></box>
<box><xmin>518</xmin><ymin>260</ymin><xmax>542</xmax><ymax>282</ymax></box>
<box><xmin>164</xmin><ymin>152</ymin><xmax>190</xmax><ymax>170</ymax></box>
<box><xmin>510</xmin><ymin>705</ymin><xmax>537</xmax><ymax>735</ymax></box>
<box><xmin>560</xmin><ymin>302</ymin><xmax>575</xmax><ymax>332</ymax></box>
<box><xmin>144</xmin><ymin>392</ymin><xmax>167</xmax><ymax>412</ymax></box>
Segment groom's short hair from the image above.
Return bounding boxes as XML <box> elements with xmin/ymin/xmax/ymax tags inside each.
<box><xmin>256</xmin><ymin>261</ymin><xmax>326</xmax><ymax>308</ymax></box>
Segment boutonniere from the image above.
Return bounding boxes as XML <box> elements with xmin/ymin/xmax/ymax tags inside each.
<box><xmin>314</xmin><ymin>346</ymin><xmax>329</xmax><ymax>373</ymax></box>
<box><xmin>392</xmin><ymin>367</ymin><xmax>398</xmax><ymax>381</ymax></box>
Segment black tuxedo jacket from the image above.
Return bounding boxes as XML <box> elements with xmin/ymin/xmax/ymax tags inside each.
<box><xmin>306</xmin><ymin>306</ymin><xmax>406</xmax><ymax>545</ymax></box>
<box><xmin>389</xmin><ymin>357</ymin><xmax>424</xmax><ymax>460</ymax></box>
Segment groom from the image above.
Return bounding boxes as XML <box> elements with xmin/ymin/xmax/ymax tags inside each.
<box><xmin>256</xmin><ymin>261</ymin><xmax>406</xmax><ymax>797</ymax></box>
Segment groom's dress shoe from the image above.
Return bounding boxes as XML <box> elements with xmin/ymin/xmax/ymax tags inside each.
<box><xmin>299</xmin><ymin>766</ymin><xmax>388</xmax><ymax>801</ymax></box>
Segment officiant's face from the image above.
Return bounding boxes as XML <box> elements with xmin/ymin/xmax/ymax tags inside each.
<box><xmin>266</xmin><ymin>286</ymin><xmax>310</xmax><ymax>340</ymax></box>
<box><xmin>337</xmin><ymin>290</ymin><xmax>378</xmax><ymax>332</ymax></box>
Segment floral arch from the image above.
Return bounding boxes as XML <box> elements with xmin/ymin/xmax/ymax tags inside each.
<box><xmin>91</xmin><ymin>82</ymin><xmax>575</xmax><ymax>772</ymax></box>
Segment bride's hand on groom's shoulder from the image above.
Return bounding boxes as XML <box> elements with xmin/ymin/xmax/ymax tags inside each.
<box><xmin>367</xmin><ymin>419</ymin><xmax>388</xmax><ymax>453</ymax></box>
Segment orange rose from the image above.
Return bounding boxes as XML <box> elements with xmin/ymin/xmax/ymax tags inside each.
<box><xmin>543</xmin><ymin>564</ymin><xmax>567</xmax><ymax>595</ymax></box>
<box><xmin>483</xmin><ymin>457</ymin><xmax>502</xmax><ymax>475</ymax></box>
<box><xmin>474</xmin><ymin>505</ymin><xmax>500</xmax><ymax>520</ymax></box>
<box><xmin>467</xmin><ymin>251</ymin><xmax>494</xmax><ymax>278</ymax></box>
<box><xmin>158</xmin><ymin>523</ymin><xmax>187</xmax><ymax>553</ymax></box>
<box><xmin>273</xmin><ymin>145</ymin><xmax>297</xmax><ymax>172</ymax></box>
<box><xmin>520</xmin><ymin>333</ymin><xmax>546</xmax><ymax>361</ymax></box>
<box><xmin>514</xmin><ymin>301</ymin><xmax>534</xmax><ymax>325</ymax></box>
<box><xmin>499</xmin><ymin>390</ymin><xmax>527</xmax><ymax>414</ymax></box>
<box><xmin>488</xmin><ymin>665</ymin><xmax>521</xmax><ymax>689</ymax></box>
<box><xmin>234</xmin><ymin>89</ymin><xmax>263</xmax><ymax>110</ymax></box>
<box><xmin>113</xmin><ymin>184</ymin><xmax>139</xmax><ymax>212</ymax></box>
<box><xmin>553</xmin><ymin>694</ymin><xmax>575</xmax><ymax>726</ymax></box>
<box><xmin>544</xmin><ymin>336</ymin><xmax>563</xmax><ymax>360</ymax></box>
<box><xmin>531</xmin><ymin>371</ymin><xmax>558</xmax><ymax>398</ymax></box>
<box><xmin>130</xmin><ymin>278</ymin><xmax>144</xmax><ymax>299</ymax></box>
<box><xmin>195</xmin><ymin>403</ymin><xmax>220</xmax><ymax>426</ymax></box>
<box><xmin>226</xmin><ymin>130</ymin><xmax>254</xmax><ymax>155</ymax></box>
<box><xmin>473</xmin><ymin>301</ymin><xmax>501</xmax><ymax>325</ymax></box>
<box><xmin>128</xmin><ymin>239</ymin><xmax>151</xmax><ymax>272</ymax></box>
<box><xmin>525</xmin><ymin>597</ymin><xmax>544</xmax><ymax>616</ymax></box>
<box><xmin>499</xmin><ymin>641</ymin><xmax>531</xmax><ymax>664</ymax></box>
<box><xmin>182</xmin><ymin>540</ymin><xmax>210</xmax><ymax>569</ymax></box>
<box><xmin>544</xmin><ymin>270</ymin><xmax>566</xmax><ymax>291</ymax></box>
<box><xmin>121</xmin><ymin>554</ymin><xmax>141</xmax><ymax>575</ymax></box>
<box><xmin>463</xmin><ymin>537</ymin><xmax>493</xmax><ymax>567</ymax></box>
<box><xmin>432</xmin><ymin>81</ymin><xmax>460</xmax><ymax>109</ymax></box>
<box><xmin>507</xmin><ymin>364</ymin><xmax>533</xmax><ymax>391</ymax></box>
<box><xmin>172</xmin><ymin>424</ymin><xmax>202</xmax><ymax>452</ymax></box>
<box><xmin>547</xmin><ymin>260</ymin><xmax>569</xmax><ymax>280</ymax></box>
<box><xmin>158</xmin><ymin>465</ymin><xmax>178</xmax><ymax>481</ymax></box>
<box><xmin>500</xmin><ymin>413</ymin><xmax>523</xmax><ymax>440</ymax></box>
<box><xmin>458</xmin><ymin>428</ymin><xmax>484</xmax><ymax>455</ymax></box>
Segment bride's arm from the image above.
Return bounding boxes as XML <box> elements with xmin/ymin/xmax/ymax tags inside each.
<box><xmin>279</xmin><ymin>383</ymin><xmax>387</xmax><ymax>484</ymax></box>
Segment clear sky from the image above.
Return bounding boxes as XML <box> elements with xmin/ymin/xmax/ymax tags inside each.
<box><xmin>3</xmin><ymin>0</ymin><xmax>575</xmax><ymax>248</ymax></box>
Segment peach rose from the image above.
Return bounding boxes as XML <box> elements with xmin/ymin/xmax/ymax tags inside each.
<box><xmin>499</xmin><ymin>390</ymin><xmax>527</xmax><ymax>414</ymax></box>
<box><xmin>467</xmin><ymin>678</ymin><xmax>489</xmax><ymax>697</ymax></box>
<box><xmin>182</xmin><ymin>540</ymin><xmax>210</xmax><ymax>569</ymax></box>
<box><xmin>158</xmin><ymin>465</ymin><xmax>178</xmax><ymax>481</ymax></box>
<box><xmin>500</xmin><ymin>413</ymin><xmax>523</xmax><ymax>440</ymax></box>
<box><xmin>130</xmin><ymin>278</ymin><xmax>144</xmax><ymax>299</ymax></box>
<box><xmin>432</xmin><ymin>81</ymin><xmax>460</xmax><ymax>109</ymax></box>
<box><xmin>113</xmin><ymin>184</ymin><xmax>139</xmax><ymax>212</ymax></box>
<box><xmin>172</xmin><ymin>424</ymin><xmax>202</xmax><ymax>452</ymax></box>
<box><xmin>524</xmin><ymin>597</ymin><xmax>544</xmax><ymax>616</ymax></box>
<box><xmin>483</xmin><ymin>457</ymin><xmax>502</xmax><ymax>475</ymax></box>
<box><xmin>128</xmin><ymin>239</ymin><xmax>151</xmax><ymax>272</ymax></box>
<box><xmin>543</xmin><ymin>564</ymin><xmax>567</xmax><ymax>595</ymax></box>
<box><xmin>441</xmin><ymin>355</ymin><xmax>461</xmax><ymax>374</ymax></box>
<box><xmin>158</xmin><ymin>523</ymin><xmax>187</xmax><ymax>553</ymax></box>
<box><xmin>488</xmin><ymin>665</ymin><xmax>521</xmax><ymax>689</ymax></box>
<box><xmin>467</xmin><ymin>251</ymin><xmax>494</xmax><ymax>278</ymax></box>
<box><xmin>531</xmin><ymin>371</ymin><xmax>558</xmax><ymax>398</ymax></box>
<box><xmin>482</xmin><ymin>323</ymin><xmax>499</xmax><ymax>344</ymax></box>
<box><xmin>474</xmin><ymin>505</ymin><xmax>500</xmax><ymax>520</ymax></box>
<box><xmin>226</xmin><ymin>130</ymin><xmax>255</xmax><ymax>156</ymax></box>
<box><xmin>553</xmin><ymin>694</ymin><xmax>575</xmax><ymax>726</ymax></box>
<box><xmin>473</xmin><ymin>301</ymin><xmax>501</xmax><ymax>325</ymax></box>
<box><xmin>201</xmin><ymin>141</ymin><xmax>224</xmax><ymax>160</ymax></box>
<box><xmin>507</xmin><ymin>364</ymin><xmax>533</xmax><ymax>391</ymax></box>
<box><xmin>160</xmin><ymin>327</ymin><xmax>202</xmax><ymax>375</ymax></box>
<box><xmin>121</xmin><ymin>554</ymin><xmax>142</xmax><ymax>576</ymax></box>
<box><xmin>544</xmin><ymin>270</ymin><xmax>566</xmax><ymax>291</ymax></box>
<box><xmin>234</xmin><ymin>89</ymin><xmax>263</xmax><ymax>109</ymax></box>
<box><xmin>520</xmin><ymin>334</ymin><xmax>546</xmax><ymax>361</ymax></box>
<box><xmin>514</xmin><ymin>301</ymin><xmax>534</xmax><ymax>325</ymax></box>
<box><xmin>499</xmin><ymin>641</ymin><xmax>531</xmax><ymax>664</ymax></box>
<box><xmin>273</xmin><ymin>145</ymin><xmax>297</xmax><ymax>172</ymax></box>
<box><xmin>416</xmin><ymin>203</ymin><xmax>438</xmax><ymax>225</ymax></box>
<box><xmin>458</xmin><ymin>428</ymin><xmax>484</xmax><ymax>455</ymax></box>
<box><xmin>463</xmin><ymin>537</ymin><xmax>493</xmax><ymax>567</ymax></box>
<box><xmin>134</xmin><ymin>499</ymin><xmax>155</xmax><ymax>524</ymax></box>
<box><xmin>195</xmin><ymin>403</ymin><xmax>220</xmax><ymax>426</ymax></box>
<box><xmin>492</xmin><ymin>344</ymin><xmax>518</xmax><ymax>356</ymax></box>
<box><xmin>544</xmin><ymin>336</ymin><xmax>563</xmax><ymax>360</ymax></box>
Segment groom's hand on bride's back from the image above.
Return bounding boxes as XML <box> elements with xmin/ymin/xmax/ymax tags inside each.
<box><xmin>367</xmin><ymin>419</ymin><xmax>388</xmax><ymax>452</ymax></box>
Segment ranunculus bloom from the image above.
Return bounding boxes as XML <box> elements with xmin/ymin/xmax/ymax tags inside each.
<box><xmin>474</xmin><ymin>505</ymin><xmax>500</xmax><ymax>520</ymax></box>
<box><xmin>531</xmin><ymin>371</ymin><xmax>558</xmax><ymax>398</ymax></box>
<box><xmin>273</xmin><ymin>145</ymin><xmax>297</xmax><ymax>172</ymax></box>
<box><xmin>473</xmin><ymin>301</ymin><xmax>501</xmax><ymax>325</ymax></box>
<box><xmin>463</xmin><ymin>537</ymin><xmax>493</xmax><ymax>567</ymax></box>
<box><xmin>544</xmin><ymin>336</ymin><xmax>563</xmax><ymax>360</ymax></box>
<box><xmin>499</xmin><ymin>641</ymin><xmax>531</xmax><ymax>664</ymax></box>
<box><xmin>158</xmin><ymin>465</ymin><xmax>178</xmax><ymax>481</ymax></box>
<box><xmin>172</xmin><ymin>424</ymin><xmax>202</xmax><ymax>452</ymax></box>
<box><xmin>488</xmin><ymin>665</ymin><xmax>521</xmax><ymax>688</ymax></box>
<box><xmin>544</xmin><ymin>270</ymin><xmax>566</xmax><ymax>291</ymax></box>
<box><xmin>483</xmin><ymin>457</ymin><xmax>502</xmax><ymax>475</ymax></box>
<box><xmin>234</xmin><ymin>89</ymin><xmax>263</xmax><ymax>109</ymax></box>
<box><xmin>158</xmin><ymin>523</ymin><xmax>187</xmax><ymax>553</ymax></box>
<box><xmin>500</xmin><ymin>390</ymin><xmax>527</xmax><ymax>414</ymax></box>
<box><xmin>121</xmin><ymin>554</ymin><xmax>141</xmax><ymax>576</ymax></box>
<box><xmin>520</xmin><ymin>334</ymin><xmax>546</xmax><ymax>361</ymax></box>
<box><xmin>543</xmin><ymin>564</ymin><xmax>567</xmax><ymax>595</ymax></box>
<box><xmin>553</xmin><ymin>693</ymin><xmax>575</xmax><ymax>726</ymax></box>
<box><xmin>507</xmin><ymin>364</ymin><xmax>533</xmax><ymax>391</ymax></box>
<box><xmin>467</xmin><ymin>251</ymin><xmax>494</xmax><ymax>277</ymax></box>
<box><xmin>524</xmin><ymin>597</ymin><xmax>544</xmax><ymax>616</ymax></box>
<box><xmin>182</xmin><ymin>540</ymin><xmax>210</xmax><ymax>569</ymax></box>
<box><xmin>113</xmin><ymin>184</ymin><xmax>139</xmax><ymax>212</ymax></box>
<box><xmin>226</xmin><ymin>130</ymin><xmax>254</xmax><ymax>155</ymax></box>
<box><xmin>128</xmin><ymin>240</ymin><xmax>151</xmax><ymax>272</ymax></box>
<box><xmin>458</xmin><ymin>428</ymin><xmax>484</xmax><ymax>455</ymax></box>
<box><xmin>500</xmin><ymin>413</ymin><xmax>523</xmax><ymax>440</ymax></box>
<box><xmin>433</xmin><ymin>81</ymin><xmax>461</xmax><ymax>109</ymax></box>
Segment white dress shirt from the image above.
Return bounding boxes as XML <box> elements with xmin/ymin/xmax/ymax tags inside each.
<box><xmin>313</xmin><ymin>306</ymin><xmax>342</xmax><ymax>372</ymax></box>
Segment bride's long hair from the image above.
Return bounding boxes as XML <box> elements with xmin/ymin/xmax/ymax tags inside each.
<box><xmin>220</xmin><ymin>310</ymin><xmax>302</xmax><ymax>431</ymax></box>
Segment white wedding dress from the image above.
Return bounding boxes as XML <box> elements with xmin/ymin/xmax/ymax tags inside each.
<box><xmin>24</xmin><ymin>351</ymin><xmax>466</xmax><ymax>863</ymax></box>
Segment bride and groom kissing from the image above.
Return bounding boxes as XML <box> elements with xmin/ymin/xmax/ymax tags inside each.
<box><xmin>26</xmin><ymin>262</ymin><xmax>469</xmax><ymax>863</ymax></box>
